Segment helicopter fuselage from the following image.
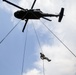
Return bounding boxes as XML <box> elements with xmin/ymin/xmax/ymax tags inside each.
<box><xmin>3</xmin><ymin>0</ymin><xmax>64</xmax><ymax>32</ymax></box>
<box><xmin>14</xmin><ymin>9</ymin><xmax>56</xmax><ymax>20</ymax></box>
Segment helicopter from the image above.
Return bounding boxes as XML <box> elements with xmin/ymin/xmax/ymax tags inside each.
<box><xmin>3</xmin><ymin>0</ymin><xmax>64</xmax><ymax>32</ymax></box>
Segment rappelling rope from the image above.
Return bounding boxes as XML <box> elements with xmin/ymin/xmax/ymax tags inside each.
<box><xmin>43</xmin><ymin>60</ymin><xmax>45</xmax><ymax>75</ymax></box>
<box><xmin>32</xmin><ymin>21</ymin><xmax>45</xmax><ymax>75</ymax></box>
<box><xmin>0</xmin><ymin>10</ymin><xmax>29</xmax><ymax>75</ymax></box>
<box><xmin>32</xmin><ymin>21</ymin><xmax>43</xmax><ymax>53</ymax></box>
<box><xmin>21</xmin><ymin>24</ymin><xmax>28</xmax><ymax>75</ymax></box>
<box><xmin>30</xmin><ymin>12</ymin><xmax>76</xmax><ymax>58</ymax></box>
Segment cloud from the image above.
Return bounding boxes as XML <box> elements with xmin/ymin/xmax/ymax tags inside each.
<box><xmin>23</xmin><ymin>44</ymin><xmax>76</xmax><ymax>75</ymax></box>
<box><xmin>23</xmin><ymin>68</ymin><xmax>42</xmax><ymax>75</ymax></box>
<box><xmin>22</xmin><ymin>0</ymin><xmax>76</xmax><ymax>75</ymax></box>
<box><xmin>0</xmin><ymin>1</ymin><xmax>10</xmax><ymax>12</ymax></box>
<box><xmin>1</xmin><ymin>0</ymin><xmax>76</xmax><ymax>75</ymax></box>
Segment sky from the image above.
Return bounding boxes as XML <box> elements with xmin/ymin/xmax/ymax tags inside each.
<box><xmin>0</xmin><ymin>0</ymin><xmax>76</xmax><ymax>75</ymax></box>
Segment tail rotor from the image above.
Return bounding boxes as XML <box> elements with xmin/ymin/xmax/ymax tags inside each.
<box><xmin>58</xmin><ymin>8</ymin><xmax>64</xmax><ymax>22</ymax></box>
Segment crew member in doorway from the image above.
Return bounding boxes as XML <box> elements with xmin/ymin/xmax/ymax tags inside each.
<box><xmin>40</xmin><ymin>53</ymin><xmax>51</xmax><ymax>62</ymax></box>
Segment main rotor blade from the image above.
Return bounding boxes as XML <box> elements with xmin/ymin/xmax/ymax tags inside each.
<box><xmin>3</xmin><ymin>0</ymin><xmax>25</xmax><ymax>10</ymax></box>
<box><xmin>31</xmin><ymin>0</ymin><xmax>36</xmax><ymax>9</ymax></box>
<box><xmin>22</xmin><ymin>19</ymin><xmax>28</xmax><ymax>32</ymax></box>
<box><xmin>42</xmin><ymin>17</ymin><xmax>52</xmax><ymax>21</ymax></box>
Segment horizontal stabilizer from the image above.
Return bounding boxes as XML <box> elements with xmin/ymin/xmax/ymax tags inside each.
<box><xmin>42</xmin><ymin>17</ymin><xmax>52</xmax><ymax>21</ymax></box>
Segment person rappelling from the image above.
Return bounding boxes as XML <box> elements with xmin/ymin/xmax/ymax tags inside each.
<box><xmin>40</xmin><ymin>53</ymin><xmax>51</xmax><ymax>62</ymax></box>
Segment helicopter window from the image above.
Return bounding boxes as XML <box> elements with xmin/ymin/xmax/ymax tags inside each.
<box><xmin>36</xmin><ymin>9</ymin><xmax>40</xmax><ymax>10</ymax></box>
<box><xmin>34</xmin><ymin>9</ymin><xmax>40</xmax><ymax>11</ymax></box>
<box><xmin>34</xmin><ymin>9</ymin><xmax>42</xmax><ymax>12</ymax></box>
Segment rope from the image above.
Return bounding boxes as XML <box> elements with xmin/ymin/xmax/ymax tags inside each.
<box><xmin>0</xmin><ymin>20</ymin><xmax>20</xmax><ymax>44</ymax></box>
<box><xmin>30</xmin><ymin>11</ymin><xmax>76</xmax><ymax>58</ymax></box>
<box><xmin>0</xmin><ymin>11</ymin><xmax>29</xmax><ymax>44</ymax></box>
<box><xmin>40</xmin><ymin>20</ymin><xmax>76</xmax><ymax>58</ymax></box>
<box><xmin>21</xmin><ymin>24</ymin><xmax>28</xmax><ymax>75</ymax></box>
<box><xmin>32</xmin><ymin>21</ymin><xmax>43</xmax><ymax>53</ymax></box>
<box><xmin>43</xmin><ymin>60</ymin><xmax>45</xmax><ymax>75</ymax></box>
<box><xmin>32</xmin><ymin>21</ymin><xmax>45</xmax><ymax>75</ymax></box>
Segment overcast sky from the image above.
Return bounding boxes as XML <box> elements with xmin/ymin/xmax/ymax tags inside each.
<box><xmin>0</xmin><ymin>0</ymin><xmax>76</xmax><ymax>75</ymax></box>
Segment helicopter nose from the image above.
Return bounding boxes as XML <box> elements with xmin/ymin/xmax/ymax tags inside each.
<box><xmin>14</xmin><ymin>11</ymin><xmax>20</xmax><ymax>19</ymax></box>
<box><xmin>14</xmin><ymin>10</ymin><xmax>26</xmax><ymax>20</ymax></box>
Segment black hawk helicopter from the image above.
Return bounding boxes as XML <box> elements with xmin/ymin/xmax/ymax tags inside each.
<box><xmin>3</xmin><ymin>0</ymin><xmax>64</xmax><ymax>32</ymax></box>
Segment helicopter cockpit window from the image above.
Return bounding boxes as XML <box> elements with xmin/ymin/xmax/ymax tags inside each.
<box><xmin>34</xmin><ymin>9</ymin><xmax>40</xmax><ymax>11</ymax></box>
<box><xmin>34</xmin><ymin>9</ymin><xmax>42</xmax><ymax>13</ymax></box>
